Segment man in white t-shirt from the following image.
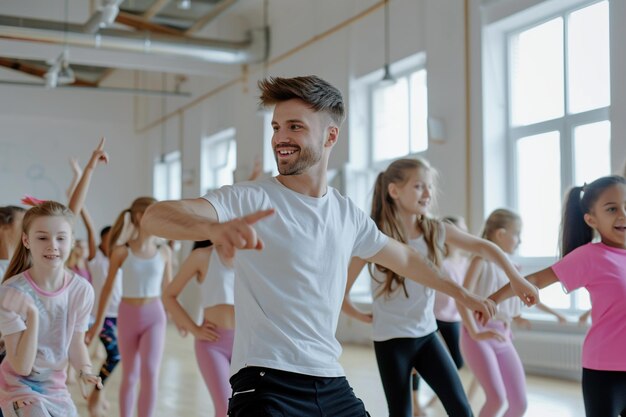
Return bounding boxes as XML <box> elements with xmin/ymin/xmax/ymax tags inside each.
<box><xmin>142</xmin><ymin>75</ymin><xmax>536</xmax><ymax>416</ymax></box>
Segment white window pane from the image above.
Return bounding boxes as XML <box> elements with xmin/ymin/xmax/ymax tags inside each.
<box><xmin>169</xmin><ymin>159</ymin><xmax>181</xmax><ymax>200</ymax></box>
<box><xmin>372</xmin><ymin>77</ymin><xmax>410</xmax><ymax>161</ymax></box>
<box><xmin>510</xmin><ymin>18</ymin><xmax>564</xmax><ymax>126</ymax></box>
<box><xmin>575</xmin><ymin>289</ymin><xmax>591</xmax><ymax>310</ymax></box>
<box><xmin>568</xmin><ymin>1</ymin><xmax>610</xmax><ymax>114</ymax></box>
<box><xmin>540</xmin><ymin>282</ymin><xmax>572</xmax><ymax>309</ymax></box>
<box><xmin>409</xmin><ymin>69</ymin><xmax>428</xmax><ymax>153</ymax></box>
<box><xmin>516</xmin><ymin>132</ymin><xmax>561</xmax><ymax>257</ymax></box>
<box><xmin>210</xmin><ymin>140</ymin><xmax>230</xmax><ymax>167</ymax></box>
<box><xmin>154</xmin><ymin>163</ymin><xmax>167</xmax><ymax>201</ymax></box>
<box><xmin>574</xmin><ymin>121</ymin><xmax>611</xmax><ymax>185</ymax></box>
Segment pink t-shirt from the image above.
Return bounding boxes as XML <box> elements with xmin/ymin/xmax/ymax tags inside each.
<box><xmin>552</xmin><ymin>242</ymin><xmax>626</xmax><ymax>371</ymax></box>
<box><xmin>434</xmin><ymin>257</ymin><xmax>468</xmax><ymax>322</ymax></box>
<box><xmin>0</xmin><ymin>270</ymin><xmax>93</xmax><ymax>415</ymax></box>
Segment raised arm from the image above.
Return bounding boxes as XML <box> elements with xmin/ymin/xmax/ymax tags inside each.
<box><xmin>68</xmin><ymin>138</ymin><xmax>108</xmax><ymax>216</ymax></box>
<box><xmin>444</xmin><ymin>223</ymin><xmax>539</xmax><ymax>306</ymax></box>
<box><xmin>141</xmin><ymin>198</ymin><xmax>274</xmax><ymax>259</ymax></box>
<box><xmin>341</xmin><ymin>257</ymin><xmax>372</xmax><ymax>323</ymax></box>
<box><xmin>85</xmin><ymin>246</ymin><xmax>126</xmax><ymax>344</ymax></box>
<box><xmin>368</xmin><ymin>239</ymin><xmax>496</xmax><ymax>323</ymax></box>
<box><xmin>81</xmin><ymin>208</ymin><xmax>97</xmax><ymax>262</ymax></box>
<box><xmin>489</xmin><ymin>266</ymin><xmax>559</xmax><ymax>305</ymax></box>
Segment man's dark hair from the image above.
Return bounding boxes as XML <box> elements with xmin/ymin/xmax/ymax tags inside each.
<box><xmin>258</xmin><ymin>75</ymin><xmax>345</xmax><ymax>126</ymax></box>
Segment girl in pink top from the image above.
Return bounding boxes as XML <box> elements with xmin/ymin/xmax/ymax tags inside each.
<box><xmin>0</xmin><ymin>139</ymin><xmax>107</xmax><ymax>417</ymax></box>
<box><xmin>491</xmin><ymin>175</ymin><xmax>626</xmax><ymax>417</ymax></box>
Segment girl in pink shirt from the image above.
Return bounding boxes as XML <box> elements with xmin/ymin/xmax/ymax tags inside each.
<box><xmin>0</xmin><ymin>139</ymin><xmax>107</xmax><ymax>417</ymax></box>
<box><xmin>491</xmin><ymin>175</ymin><xmax>626</xmax><ymax>417</ymax></box>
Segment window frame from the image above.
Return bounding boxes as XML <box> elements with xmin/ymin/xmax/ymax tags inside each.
<box><xmin>200</xmin><ymin>128</ymin><xmax>237</xmax><ymax>193</ymax></box>
<box><xmin>500</xmin><ymin>0</ymin><xmax>610</xmax><ymax>315</ymax></box>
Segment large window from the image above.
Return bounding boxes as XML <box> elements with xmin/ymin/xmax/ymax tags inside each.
<box><xmin>153</xmin><ymin>151</ymin><xmax>181</xmax><ymax>201</ymax></box>
<box><xmin>504</xmin><ymin>1</ymin><xmax>610</xmax><ymax>312</ymax></box>
<box><xmin>346</xmin><ymin>62</ymin><xmax>429</xmax><ymax>301</ymax></box>
<box><xmin>371</xmin><ymin>68</ymin><xmax>428</xmax><ymax>164</ymax></box>
<box><xmin>201</xmin><ymin>128</ymin><xmax>237</xmax><ymax>193</ymax></box>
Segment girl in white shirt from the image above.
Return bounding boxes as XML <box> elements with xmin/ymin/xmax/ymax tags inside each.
<box><xmin>0</xmin><ymin>139</ymin><xmax>107</xmax><ymax>417</ymax></box>
<box><xmin>343</xmin><ymin>158</ymin><xmax>532</xmax><ymax>417</ymax></box>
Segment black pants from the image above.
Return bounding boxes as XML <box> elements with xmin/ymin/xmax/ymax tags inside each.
<box><xmin>583</xmin><ymin>368</ymin><xmax>626</xmax><ymax>417</ymax></box>
<box><xmin>412</xmin><ymin>320</ymin><xmax>464</xmax><ymax>391</ymax></box>
<box><xmin>375</xmin><ymin>333</ymin><xmax>472</xmax><ymax>417</ymax></box>
<box><xmin>228</xmin><ymin>367</ymin><xmax>370</xmax><ymax>417</ymax></box>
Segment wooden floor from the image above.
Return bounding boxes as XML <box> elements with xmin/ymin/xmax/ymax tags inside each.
<box><xmin>69</xmin><ymin>324</ymin><xmax>584</xmax><ymax>417</ymax></box>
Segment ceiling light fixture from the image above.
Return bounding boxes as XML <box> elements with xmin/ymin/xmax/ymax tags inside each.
<box><xmin>380</xmin><ymin>0</ymin><xmax>395</xmax><ymax>86</ymax></box>
<box><xmin>46</xmin><ymin>0</ymin><xmax>75</xmax><ymax>89</ymax></box>
<box><xmin>177</xmin><ymin>0</ymin><xmax>191</xmax><ymax>10</ymax></box>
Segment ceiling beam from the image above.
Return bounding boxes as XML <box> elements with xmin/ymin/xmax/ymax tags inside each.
<box><xmin>143</xmin><ymin>0</ymin><xmax>171</xmax><ymax>20</ymax></box>
<box><xmin>0</xmin><ymin>58</ymin><xmax>98</xmax><ymax>87</ymax></box>
<box><xmin>115</xmin><ymin>11</ymin><xmax>184</xmax><ymax>36</ymax></box>
<box><xmin>185</xmin><ymin>0</ymin><xmax>238</xmax><ymax>35</ymax></box>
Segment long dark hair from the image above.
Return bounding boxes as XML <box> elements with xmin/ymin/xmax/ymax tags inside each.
<box><xmin>370</xmin><ymin>158</ymin><xmax>444</xmax><ymax>298</ymax></box>
<box><xmin>560</xmin><ymin>175</ymin><xmax>626</xmax><ymax>257</ymax></box>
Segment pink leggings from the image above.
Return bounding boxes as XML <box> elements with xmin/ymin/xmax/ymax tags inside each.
<box><xmin>460</xmin><ymin>320</ymin><xmax>527</xmax><ymax>417</ymax></box>
<box><xmin>194</xmin><ymin>328</ymin><xmax>234</xmax><ymax>417</ymax></box>
<box><xmin>117</xmin><ymin>299</ymin><xmax>166</xmax><ymax>417</ymax></box>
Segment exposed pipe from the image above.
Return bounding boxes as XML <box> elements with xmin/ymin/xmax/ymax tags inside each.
<box><xmin>0</xmin><ymin>15</ymin><xmax>268</xmax><ymax>64</ymax></box>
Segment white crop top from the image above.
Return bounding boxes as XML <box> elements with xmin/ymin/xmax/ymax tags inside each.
<box><xmin>200</xmin><ymin>249</ymin><xmax>235</xmax><ymax>308</ymax></box>
<box><xmin>121</xmin><ymin>248</ymin><xmax>165</xmax><ymax>298</ymax></box>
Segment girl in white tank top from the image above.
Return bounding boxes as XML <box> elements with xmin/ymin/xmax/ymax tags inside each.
<box><xmin>162</xmin><ymin>241</ymin><xmax>235</xmax><ymax>417</ymax></box>
<box><xmin>87</xmin><ymin>197</ymin><xmax>172</xmax><ymax>417</ymax></box>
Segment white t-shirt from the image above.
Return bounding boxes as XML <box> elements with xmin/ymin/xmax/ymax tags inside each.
<box><xmin>371</xmin><ymin>224</ymin><xmax>445</xmax><ymax>341</ymax></box>
<box><xmin>469</xmin><ymin>257</ymin><xmax>521</xmax><ymax>322</ymax></box>
<box><xmin>89</xmin><ymin>249</ymin><xmax>122</xmax><ymax>318</ymax></box>
<box><xmin>0</xmin><ymin>270</ymin><xmax>93</xmax><ymax>415</ymax></box>
<box><xmin>203</xmin><ymin>177</ymin><xmax>388</xmax><ymax>377</ymax></box>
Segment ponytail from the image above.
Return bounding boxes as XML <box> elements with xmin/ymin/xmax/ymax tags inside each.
<box><xmin>560</xmin><ymin>175</ymin><xmax>626</xmax><ymax>257</ymax></box>
<box><xmin>108</xmin><ymin>197</ymin><xmax>157</xmax><ymax>254</ymax></box>
<box><xmin>108</xmin><ymin>209</ymin><xmax>132</xmax><ymax>254</ymax></box>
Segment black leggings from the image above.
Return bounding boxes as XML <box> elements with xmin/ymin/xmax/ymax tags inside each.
<box><xmin>412</xmin><ymin>320</ymin><xmax>463</xmax><ymax>391</ymax></box>
<box><xmin>375</xmin><ymin>333</ymin><xmax>472</xmax><ymax>417</ymax></box>
<box><xmin>582</xmin><ymin>368</ymin><xmax>626</xmax><ymax>417</ymax></box>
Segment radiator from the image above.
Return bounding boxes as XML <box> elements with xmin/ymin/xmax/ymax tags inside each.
<box><xmin>513</xmin><ymin>329</ymin><xmax>585</xmax><ymax>381</ymax></box>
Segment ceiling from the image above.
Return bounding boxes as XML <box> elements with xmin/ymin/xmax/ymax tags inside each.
<box><xmin>0</xmin><ymin>0</ymin><xmax>268</xmax><ymax>93</ymax></box>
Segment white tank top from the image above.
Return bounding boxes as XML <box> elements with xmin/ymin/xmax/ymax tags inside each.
<box><xmin>200</xmin><ymin>249</ymin><xmax>234</xmax><ymax>308</ymax></box>
<box><xmin>371</xmin><ymin>222</ymin><xmax>445</xmax><ymax>341</ymax></box>
<box><xmin>121</xmin><ymin>248</ymin><xmax>165</xmax><ymax>298</ymax></box>
<box><xmin>469</xmin><ymin>258</ymin><xmax>521</xmax><ymax>322</ymax></box>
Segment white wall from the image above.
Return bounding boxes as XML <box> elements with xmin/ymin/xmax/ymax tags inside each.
<box><xmin>0</xmin><ymin>80</ymin><xmax>147</xmax><ymax>239</ymax></box>
<box><xmin>139</xmin><ymin>0</ymin><xmax>471</xmax><ymax>226</ymax></box>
